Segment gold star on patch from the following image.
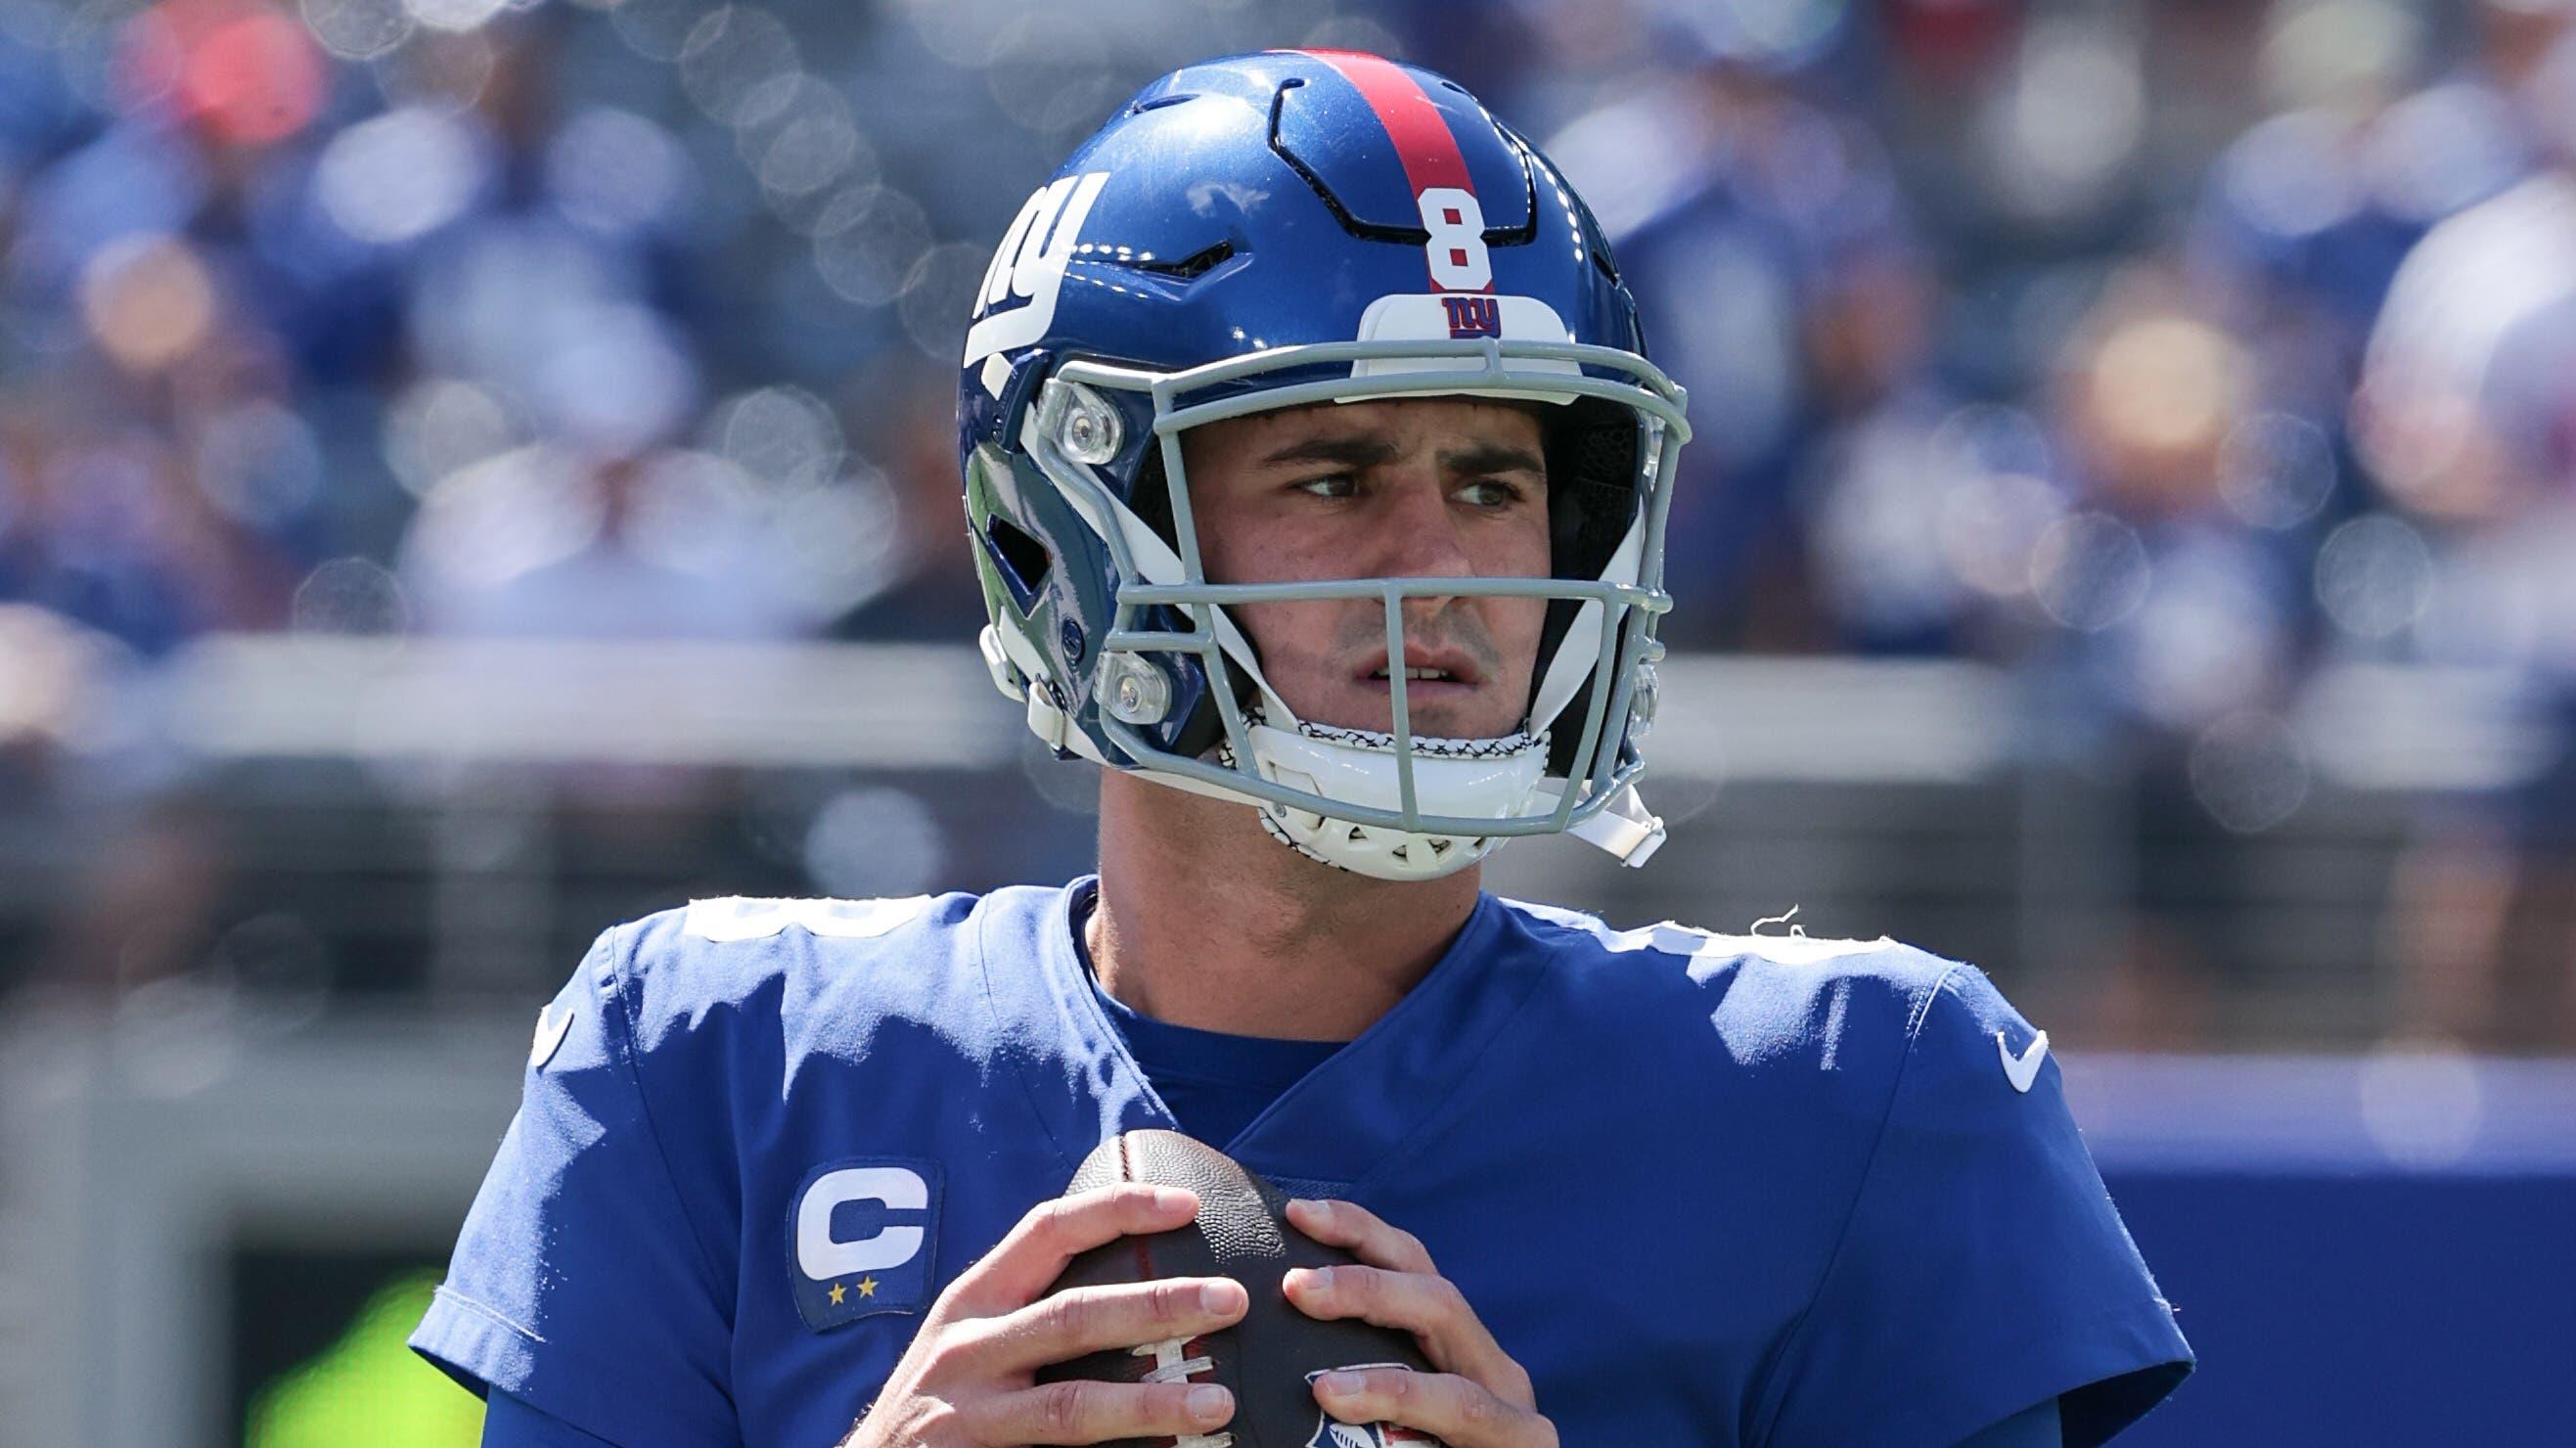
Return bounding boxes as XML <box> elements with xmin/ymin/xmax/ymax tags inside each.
<box><xmin>827</xmin><ymin>1282</ymin><xmax>846</xmax><ymax>1306</ymax></box>
<box><xmin>857</xmin><ymin>1276</ymin><xmax>879</xmax><ymax>1298</ymax></box>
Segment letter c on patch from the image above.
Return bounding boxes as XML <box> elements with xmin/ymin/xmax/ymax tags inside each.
<box><xmin>796</xmin><ymin>1165</ymin><xmax>929</xmax><ymax>1281</ymax></box>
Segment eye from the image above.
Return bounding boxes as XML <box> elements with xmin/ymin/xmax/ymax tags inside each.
<box><xmin>1292</xmin><ymin>474</ymin><xmax>1358</xmax><ymax>499</ymax></box>
<box><xmin>1455</xmin><ymin>478</ymin><xmax>1530</xmax><ymax>509</ymax></box>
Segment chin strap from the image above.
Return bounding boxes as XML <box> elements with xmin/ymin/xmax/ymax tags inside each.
<box><xmin>1552</xmin><ymin>780</ymin><xmax>1665</xmax><ymax>867</ymax></box>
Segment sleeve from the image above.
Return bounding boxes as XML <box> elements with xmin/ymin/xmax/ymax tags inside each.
<box><xmin>1757</xmin><ymin>965</ymin><xmax>2192</xmax><ymax>1448</ymax></box>
<box><xmin>1951</xmin><ymin>1398</ymin><xmax>2062</xmax><ymax>1448</ymax></box>
<box><xmin>483</xmin><ymin>1390</ymin><xmax>625</xmax><ymax>1447</ymax></box>
<box><xmin>411</xmin><ymin>924</ymin><xmax>742</xmax><ymax>1447</ymax></box>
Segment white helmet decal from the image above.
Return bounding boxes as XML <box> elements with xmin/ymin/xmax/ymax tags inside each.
<box><xmin>964</xmin><ymin>172</ymin><xmax>1109</xmax><ymax>371</ymax></box>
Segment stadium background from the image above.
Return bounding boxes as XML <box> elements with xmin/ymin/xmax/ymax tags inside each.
<box><xmin>0</xmin><ymin>0</ymin><xmax>2572</xmax><ymax>1440</ymax></box>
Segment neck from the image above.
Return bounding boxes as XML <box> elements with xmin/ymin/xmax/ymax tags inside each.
<box><xmin>1086</xmin><ymin>770</ymin><xmax>1482</xmax><ymax>1042</ymax></box>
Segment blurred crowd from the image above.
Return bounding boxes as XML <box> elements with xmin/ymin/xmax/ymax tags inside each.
<box><xmin>5</xmin><ymin>0</ymin><xmax>2576</xmax><ymax>1047</ymax></box>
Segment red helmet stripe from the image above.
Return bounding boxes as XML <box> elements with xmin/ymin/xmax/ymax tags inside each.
<box><xmin>1295</xmin><ymin>49</ymin><xmax>1474</xmax><ymax>202</ymax></box>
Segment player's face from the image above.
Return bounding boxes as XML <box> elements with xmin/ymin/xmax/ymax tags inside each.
<box><xmin>1181</xmin><ymin>397</ymin><xmax>1551</xmax><ymax>740</ymax></box>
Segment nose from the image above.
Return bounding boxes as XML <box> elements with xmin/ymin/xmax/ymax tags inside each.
<box><xmin>1369</xmin><ymin>471</ymin><xmax>1476</xmax><ymax>612</ymax></box>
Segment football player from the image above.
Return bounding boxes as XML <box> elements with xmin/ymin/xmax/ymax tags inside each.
<box><xmin>415</xmin><ymin>51</ymin><xmax>2192</xmax><ymax>1447</ymax></box>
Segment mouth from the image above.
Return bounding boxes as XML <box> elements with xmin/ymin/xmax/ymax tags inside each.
<box><xmin>1356</xmin><ymin>647</ymin><xmax>1484</xmax><ymax>694</ymax></box>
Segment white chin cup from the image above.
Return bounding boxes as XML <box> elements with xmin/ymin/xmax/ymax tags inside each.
<box><xmin>1236</xmin><ymin>719</ymin><xmax>1549</xmax><ymax>881</ymax></box>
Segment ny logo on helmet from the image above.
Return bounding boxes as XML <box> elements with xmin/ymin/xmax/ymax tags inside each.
<box><xmin>1440</xmin><ymin>295</ymin><xmax>1500</xmax><ymax>339</ymax></box>
<box><xmin>964</xmin><ymin>171</ymin><xmax>1109</xmax><ymax>371</ymax></box>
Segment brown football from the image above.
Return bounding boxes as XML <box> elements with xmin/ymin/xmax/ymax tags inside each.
<box><xmin>1035</xmin><ymin>1130</ymin><xmax>1444</xmax><ymax>1447</ymax></box>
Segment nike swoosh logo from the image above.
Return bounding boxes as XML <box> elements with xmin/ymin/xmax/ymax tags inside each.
<box><xmin>1997</xmin><ymin>1028</ymin><xmax>2049</xmax><ymax>1093</ymax></box>
<box><xmin>530</xmin><ymin>1001</ymin><xmax>576</xmax><ymax>1070</ymax></box>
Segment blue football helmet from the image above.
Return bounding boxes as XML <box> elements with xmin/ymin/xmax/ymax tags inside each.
<box><xmin>959</xmin><ymin>50</ymin><xmax>1690</xmax><ymax>880</ymax></box>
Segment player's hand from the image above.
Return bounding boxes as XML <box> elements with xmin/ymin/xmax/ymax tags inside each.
<box><xmin>1283</xmin><ymin>1198</ymin><xmax>1558</xmax><ymax>1448</ymax></box>
<box><xmin>839</xmin><ymin>1184</ymin><xmax>1246</xmax><ymax>1446</ymax></box>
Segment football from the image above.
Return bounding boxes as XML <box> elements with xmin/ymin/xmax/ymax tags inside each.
<box><xmin>1037</xmin><ymin>1130</ymin><xmax>1443</xmax><ymax>1447</ymax></box>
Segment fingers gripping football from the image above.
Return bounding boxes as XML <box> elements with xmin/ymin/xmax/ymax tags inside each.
<box><xmin>958</xmin><ymin>1185</ymin><xmax>1202</xmax><ymax>1312</ymax></box>
<box><xmin>981</xmin><ymin>1276</ymin><xmax>1248</xmax><ymax>1374</ymax></box>
<box><xmin>1285</xmin><ymin>1199</ymin><xmax>1554</xmax><ymax>1448</ymax></box>
<box><xmin>1312</xmin><ymin>1365</ymin><xmax>1554</xmax><ymax>1448</ymax></box>
<box><xmin>966</xmin><ymin>1375</ymin><xmax>1235</xmax><ymax>1446</ymax></box>
<box><xmin>838</xmin><ymin>1184</ymin><xmax>1244</xmax><ymax>1447</ymax></box>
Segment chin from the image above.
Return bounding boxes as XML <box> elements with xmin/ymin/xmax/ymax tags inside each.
<box><xmin>1401</xmin><ymin>708</ymin><xmax>1527</xmax><ymax>741</ymax></box>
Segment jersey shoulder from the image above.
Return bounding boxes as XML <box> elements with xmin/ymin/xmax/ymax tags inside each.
<box><xmin>595</xmin><ymin>885</ymin><xmax>1051</xmax><ymax>1063</ymax></box>
<box><xmin>1500</xmin><ymin>894</ymin><xmax>1977</xmax><ymax>1010</ymax></box>
<box><xmin>1496</xmin><ymin>897</ymin><xmax>2032</xmax><ymax>1103</ymax></box>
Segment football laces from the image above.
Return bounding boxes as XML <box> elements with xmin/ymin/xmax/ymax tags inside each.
<box><xmin>1131</xmin><ymin>1336</ymin><xmax>1234</xmax><ymax>1448</ymax></box>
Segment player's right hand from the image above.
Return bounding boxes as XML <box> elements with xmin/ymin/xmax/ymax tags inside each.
<box><xmin>838</xmin><ymin>1184</ymin><xmax>1246</xmax><ymax>1446</ymax></box>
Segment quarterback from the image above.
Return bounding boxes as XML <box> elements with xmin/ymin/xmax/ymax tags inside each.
<box><xmin>413</xmin><ymin>51</ymin><xmax>2192</xmax><ymax>1447</ymax></box>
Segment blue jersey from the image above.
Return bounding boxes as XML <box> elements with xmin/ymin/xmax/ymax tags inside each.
<box><xmin>413</xmin><ymin>882</ymin><xmax>2191</xmax><ymax>1446</ymax></box>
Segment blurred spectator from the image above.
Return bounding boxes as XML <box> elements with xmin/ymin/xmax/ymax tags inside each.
<box><xmin>2358</xmin><ymin>12</ymin><xmax>2576</xmax><ymax>1049</ymax></box>
<box><xmin>400</xmin><ymin>445</ymin><xmax>791</xmax><ymax>640</ymax></box>
<box><xmin>0</xmin><ymin>602</ymin><xmax>228</xmax><ymax>1001</ymax></box>
<box><xmin>2037</xmin><ymin>264</ymin><xmax>2316</xmax><ymax>1046</ymax></box>
<box><xmin>1546</xmin><ymin>3</ymin><xmax>1926</xmax><ymax>647</ymax></box>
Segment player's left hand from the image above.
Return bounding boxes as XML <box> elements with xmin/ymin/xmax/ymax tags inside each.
<box><xmin>1282</xmin><ymin>1198</ymin><xmax>1558</xmax><ymax>1448</ymax></box>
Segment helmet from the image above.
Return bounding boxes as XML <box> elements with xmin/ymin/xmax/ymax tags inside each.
<box><xmin>958</xmin><ymin>50</ymin><xmax>1689</xmax><ymax>881</ymax></box>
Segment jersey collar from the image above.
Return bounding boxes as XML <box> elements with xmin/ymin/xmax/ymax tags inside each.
<box><xmin>998</xmin><ymin>876</ymin><xmax>1552</xmax><ymax>1196</ymax></box>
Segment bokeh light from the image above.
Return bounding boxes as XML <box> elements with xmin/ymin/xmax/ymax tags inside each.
<box><xmin>549</xmin><ymin>106</ymin><xmax>690</xmax><ymax>235</ymax></box>
<box><xmin>1650</xmin><ymin>0</ymin><xmax>1848</xmax><ymax>71</ymax></box>
<box><xmin>897</xmin><ymin>242</ymin><xmax>991</xmax><ymax>360</ymax></box>
<box><xmin>767</xmin><ymin>468</ymin><xmax>903</xmax><ymax>618</ymax></box>
<box><xmin>401</xmin><ymin>0</ymin><xmax>505</xmax><ymax>37</ymax></box>
<box><xmin>371</xmin><ymin>24</ymin><xmax>495</xmax><ymax>113</ymax></box>
<box><xmin>803</xmin><ymin>785</ymin><xmax>947</xmax><ymax>896</ymax></box>
<box><xmin>384</xmin><ymin>378</ymin><xmax>523</xmax><ymax>499</ymax></box>
<box><xmin>678</xmin><ymin>6</ymin><xmax>800</xmax><ymax>127</ymax></box>
<box><xmin>897</xmin><ymin>0</ymin><xmax>1019</xmax><ymax>69</ymax></box>
<box><xmin>2031</xmin><ymin>512</ymin><xmax>2152</xmax><ymax>633</ymax></box>
<box><xmin>293</xmin><ymin>557</ymin><xmax>413</xmax><ymax>638</ymax></box>
<box><xmin>1986</xmin><ymin>17</ymin><xmax>2145</xmax><ymax>218</ymax></box>
<box><xmin>1939</xmin><ymin>470</ymin><xmax>2065</xmax><ymax>601</ymax></box>
<box><xmin>521</xmin><ymin>302</ymin><xmax>700</xmax><ymax>458</ymax></box>
<box><xmin>0</xmin><ymin>605</ymin><xmax>105</xmax><ymax>748</ymax></box>
<box><xmin>300</xmin><ymin>0</ymin><xmax>412</xmax><ymax>63</ymax></box>
<box><xmin>607</xmin><ymin>0</ymin><xmax>700</xmax><ymax>60</ymax></box>
<box><xmin>120</xmin><ymin>0</ymin><xmax>328</xmax><ymax>147</ymax></box>
<box><xmin>2355</xmin><ymin>1046</ymin><xmax>2487</xmax><ymax>1170</ymax></box>
<box><xmin>710</xmin><ymin>385</ymin><xmax>842</xmax><ymax>488</ymax></box>
<box><xmin>79</xmin><ymin>232</ymin><xmax>216</xmax><ymax>373</ymax></box>
<box><xmin>985</xmin><ymin>13</ymin><xmax>1121</xmax><ymax>140</ymax></box>
<box><xmin>2372</xmin><ymin>81</ymin><xmax>2525</xmax><ymax>224</ymax></box>
<box><xmin>2260</xmin><ymin>0</ymin><xmax>2418</xmax><ymax>112</ymax></box>
<box><xmin>2316</xmin><ymin>513</ymin><xmax>2435</xmax><ymax>640</ymax></box>
<box><xmin>314</xmin><ymin>107</ymin><xmax>488</xmax><ymax>245</ymax></box>
<box><xmin>2132</xmin><ymin>541</ymin><xmax>2288</xmax><ymax>730</ymax></box>
<box><xmin>196</xmin><ymin>401</ymin><xmax>326</xmax><ymax>527</ymax></box>
<box><xmin>2082</xmin><ymin>312</ymin><xmax>2246</xmax><ymax>467</ymax></box>
<box><xmin>811</xmin><ymin>186</ymin><xmax>934</xmax><ymax>305</ymax></box>
<box><xmin>740</xmin><ymin>75</ymin><xmax>863</xmax><ymax>199</ymax></box>
<box><xmin>2189</xmin><ymin>710</ymin><xmax>2312</xmax><ymax>834</ymax></box>
<box><xmin>2216</xmin><ymin>413</ymin><xmax>2337</xmax><ymax>529</ymax></box>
